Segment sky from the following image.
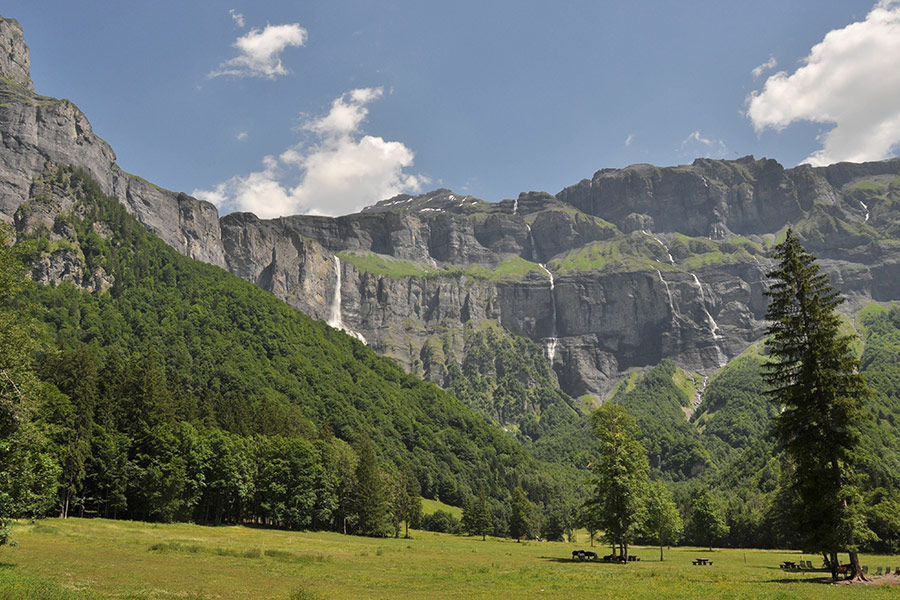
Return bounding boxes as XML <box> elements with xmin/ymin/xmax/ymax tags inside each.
<box><xmin>5</xmin><ymin>1</ymin><xmax>899</xmax><ymax>218</ymax></box>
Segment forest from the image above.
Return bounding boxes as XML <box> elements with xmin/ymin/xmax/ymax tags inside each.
<box><xmin>1</xmin><ymin>166</ymin><xmax>899</xmax><ymax>554</ymax></box>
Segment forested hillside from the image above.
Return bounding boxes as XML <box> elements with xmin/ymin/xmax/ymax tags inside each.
<box><xmin>0</xmin><ymin>166</ymin><xmax>577</xmax><ymax>533</ymax></box>
<box><xmin>610</xmin><ymin>319</ymin><xmax>900</xmax><ymax>551</ymax></box>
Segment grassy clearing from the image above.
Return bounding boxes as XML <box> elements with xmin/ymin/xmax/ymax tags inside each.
<box><xmin>338</xmin><ymin>251</ymin><xmax>541</xmax><ymax>282</ymax></box>
<box><xmin>1</xmin><ymin>518</ymin><xmax>898</xmax><ymax>599</ymax></box>
<box><xmin>421</xmin><ymin>498</ymin><xmax>462</xmax><ymax>519</ymax></box>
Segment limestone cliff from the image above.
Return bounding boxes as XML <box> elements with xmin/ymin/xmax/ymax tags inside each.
<box><xmin>4</xmin><ymin>13</ymin><xmax>900</xmax><ymax>414</ymax></box>
<box><xmin>0</xmin><ymin>15</ymin><xmax>224</xmax><ymax>267</ymax></box>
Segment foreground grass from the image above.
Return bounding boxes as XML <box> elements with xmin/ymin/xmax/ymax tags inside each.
<box><xmin>1</xmin><ymin>518</ymin><xmax>898</xmax><ymax>599</ymax></box>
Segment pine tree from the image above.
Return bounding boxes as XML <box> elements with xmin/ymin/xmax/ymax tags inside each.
<box><xmin>471</xmin><ymin>488</ymin><xmax>492</xmax><ymax>540</ymax></box>
<box><xmin>352</xmin><ymin>437</ymin><xmax>390</xmax><ymax>537</ymax></box>
<box><xmin>399</xmin><ymin>466</ymin><xmax>421</xmax><ymax>539</ymax></box>
<box><xmin>588</xmin><ymin>403</ymin><xmax>649</xmax><ymax>562</ymax></box>
<box><xmin>763</xmin><ymin>228</ymin><xmax>875</xmax><ymax>580</ymax></box>
<box><xmin>508</xmin><ymin>486</ymin><xmax>535</xmax><ymax>541</ymax></box>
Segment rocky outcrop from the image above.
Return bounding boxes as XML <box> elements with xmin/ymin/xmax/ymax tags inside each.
<box><xmin>0</xmin><ymin>16</ymin><xmax>31</xmax><ymax>91</ymax></box>
<box><xmin>0</xmin><ymin>15</ymin><xmax>224</xmax><ymax>267</ymax></box>
<box><xmin>3</xmin><ymin>13</ymin><xmax>900</xmax><ymax>405</ymax></box>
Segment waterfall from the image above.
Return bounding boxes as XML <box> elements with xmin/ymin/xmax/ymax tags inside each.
<box><xmin>860</xmin><ymin>200</ymin><xmax>869</xmax><ymax>222</ymax></box>
<box><xmin>642</xmin><ymin>230</ymin><xmax>675</xmax><ymax>265</ymax></box>
<box><xmin>690</xmin><ymin>273</ymin><xmax>726</xmax><ymax>367</ymax></box>
<box><xmin>657</xmin><ymin>269</ymin><xmax>678</xmax><ymax>323</ymax></box>
<box><xmin>653</xmin><ymin>236</ymin><xmax>675</xmax><ymax>265</ymax></box>
<box><xmin>538</xmin><ymin>263</ymin><xmax>559</xmax><ymax>363</ymax></box>
<box><xmin>327</xmin><ymin>256</ymin><xmax>367</xmax><ymax>344</ymax></box>
<box><xmin>513</xmin><ymin>197</ymin><xmax>519</xmax><ymax>215</ymax></box>
<box><xmin>527</xmin><ymin>224</ymin><xmax>537</xmax><ymax>263</ymax></box>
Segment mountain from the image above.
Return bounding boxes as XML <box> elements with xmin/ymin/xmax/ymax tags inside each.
<box><xmin>3</xmin><ymin>14</ymin><xmax>900</xmax><ymax>549</ymax></box>
<box><xmin>3</xmin><ymin>14</ymin><xmax>900</xmax><ymax>436</ymax></box>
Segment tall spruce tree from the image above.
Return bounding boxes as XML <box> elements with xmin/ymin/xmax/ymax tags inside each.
<box><xmin>763</xmin><ymin>228</ymin><xmax>874</xmax><ymax>580</ymax></box>
<box><xmin>587</xmin><ymin>403</ymin><xmax>649</xmax><ymax>562</ymax></box>
<box><xmin>352</xmin><ymin>437</ymin><xmax>390</xmax><ymax>537</ymax></box>
<box><xmin>462</xmin><ymin>487</ymin><xmax>492</xmax><ymax>540</ymax></box>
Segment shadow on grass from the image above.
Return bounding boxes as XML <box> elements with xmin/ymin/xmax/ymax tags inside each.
<box><xmin>0</xmin><ymin>561</ymin><xmax>17</xmax><ymax>569</ymax></box>
<box><xmin>538</xmin><ymin>556</ymin><xmax>601</xmax><ymax>564</ymax></box>
<box><xmin>539</xmin><ymin>556</ymin><xmax>632</xmax><ymax>565</ymax></box>
<box><xmin>766</xmin><ymin>575</ymin><xmax>838</xmax><ymax>584</ymax></box>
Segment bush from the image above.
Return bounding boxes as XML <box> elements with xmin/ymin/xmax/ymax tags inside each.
<box><xmin>420</xmin><ymin>510</ymin><xmax>460</xmax><ymax>534</ymax></box>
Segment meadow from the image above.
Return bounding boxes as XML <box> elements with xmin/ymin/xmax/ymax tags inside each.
<box><xmin>1</xmin><ymin>518</ymin><xmax>898</xmax><ymax>599</ymax></box>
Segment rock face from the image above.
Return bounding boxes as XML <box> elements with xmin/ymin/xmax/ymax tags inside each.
<box><xmin>3</xmin><ymin>13</ymin><xmax>900</xmax><ymax>404</ymax></box>
<box><xmin>0</xmin><ymin>15</ymin><xmax>224</xmax><ymax>267</ymax></box>
<box><xmin>214</xmin><ymin>161</ymin><xmax>900</xmax><ymax>399</ymax></box>
<box><xmin>0</xmin><ymin>16</ymin><xmax>31</xmax><ymax>91</ymax></box>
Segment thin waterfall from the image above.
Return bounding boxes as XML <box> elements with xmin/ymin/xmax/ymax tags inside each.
<box><xmin>690</xmin><ymin>273</ymin><xmax>726</xmax><ymax>367</ymax></box>
<box><xmin>513</xmin><ymin>197</ymin><xmax>518</xmax><ymax>215</ymax></box>
<box><xmin>327</xmin><ymin>256</ymin><xmax>367</xmax><ymax>344</ymax></box>
<box><xmin>657</xmin><ymin>269</ymin><xmax>678</xmax><ymax>323</ymax></box>
<box><xmin>653</xmin><ymin>236</ymin><xmax>675</xmax><ymax>265</ymax></box>
<box><xmin>538</xmin><ymin>263</ymin><xmax>559</xmax><ymax>363</ymax></box>
<box><xmin>642</xmin><ymin>230</ymin><xmax>675</xmax><ymax>265</ymax></box>
<box><xmin>860</xmin><ymin>200</ymin><xmax>869</xmax><ymax>222</ymax></box>
<box><xmin>527</xmin><ymin>224</ymin><xmax>537</xmax><ymax>263</ymax></box>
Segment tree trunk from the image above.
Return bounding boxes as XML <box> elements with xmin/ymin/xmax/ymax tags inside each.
<box><xmin>848</xmin><ymin>551</ymin><xmax>868</xmax><ymax>582</ymax></box>
<box><xmin>829</xmin><ymin>552</ymin><xmax>839</xmax><ymax>581</ymax></box>
<box><xmin>659</xmin><ymin>542</ymin><xmax>664</xmax><ymax>562</ymax></box>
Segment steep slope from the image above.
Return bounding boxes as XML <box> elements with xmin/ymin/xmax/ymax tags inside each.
<box><xmin>3</xmin><ymin>13</ymin><xmax>900</xmax><ymax>427</ymax></box>
<box><xmin>0</xmin><ymin>16</ymin><xmax>224</xmax><ymax>266</ymax></box>
<box><xmin>7</xmin><ymin>164</ymin><xmax>578</xmax><ymax>517</ymax></box>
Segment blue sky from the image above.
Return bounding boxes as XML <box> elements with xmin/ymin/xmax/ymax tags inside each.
<box><xmin>5</xmin><ymin>1</ymin><xmax>898</xmax><ymax>217</ymax></box>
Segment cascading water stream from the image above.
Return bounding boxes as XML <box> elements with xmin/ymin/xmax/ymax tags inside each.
<box><xmin>657</xmin><ymin>269</ymin><xmax>678</xmax><ymax>323</ymax></box>
<box><xmin>860</xmin><ymin>200</ymin><xmax>869</xmax><ymax>222</ymax></box>
<box><xmin>642</xmin><ymin>230</ymin><xmax>675</xmax><ymax>265</ymax></box>
<box><xmin>527</xmin><ymin>224</ymin><xmax>537</xmax><ymax>263</ymax></box>
<box><xmin>538</xmin><ymin>263</ymin><xmax>559</xmax><ymax>363</ymax></box>
<box><xmin>690</xmin><ymin>273</ymin><xmax>726</xmax><ymax>367</ymax></box>
<box><xmin>327</xmin><ymin>256</ymin><xmax>367</xmax><ymax>344</ymax></box>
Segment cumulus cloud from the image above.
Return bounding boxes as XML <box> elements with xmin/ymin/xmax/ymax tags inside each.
<box><xmin>236</xmin><ymin>132</ymin><xmax>248</xmax><ymax>141</ymax></box>
<box><xmin>747</xmin><ymin>1</ymin><xmax>900</xmax><ymax>166</ymax></box>
<box><xmin>193</xmin><ymin>88</ymin><xmax>426</xmax><ymax>218</ymax></box>
<box><xmin>209</xmin><ymin>23</ymin><xmax>308</xmax><ymax>79</ymax></box>
<box><xmin>229</xmin><ymin>9</ymin><xmax>245</xmax><ymax>28</ymax></box>
<box><xmin>751</xmin><ymin>55</ymin><xmax>777</xmax><ymax>79</ymax></box>
<box><xmin>679</xmin><ymin>130</ymin><xmax>727</xmax><ymax>158</ymax></box>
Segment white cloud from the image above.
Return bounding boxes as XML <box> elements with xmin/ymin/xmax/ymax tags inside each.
<box><xmin>624</xmin><ymin>133</ymin><xmax>634</xmax><ymax>147</ymax></box>
<box><xmin>747</xmin><ymin>1</ymin><xmax>900</xmax><ymax>166</ymax></box>
<box><xmin>236</xmin><ymin>132</ymin><xmax>248</xmax><ymax>141</ymax></box>
<box><xmin>209</xmin><ymin>23</ymin><xmax>308</xmax><ymax>79</ymax></box>
<box><xmin>229</xmin><ymin>9</ymin><xmax>245</xmax><ymax>28</ymax></box>
<box><xmin>751</xmin><ymin>55</ymin><xmax>777</xmax><ymax>79</ymax></box>
<box><xmin>193</xmin><ymin>88</ymin><xmax>426</xmax><ymax>218</ymax></box>
<box><xmin>680</xmin><ymin>130</ymin><xmax>728</xmax><ymax>158</ymax></box>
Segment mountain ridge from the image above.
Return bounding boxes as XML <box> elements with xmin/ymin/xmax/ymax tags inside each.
<box><xmin>2</xmin><ymin>13</ymin><xmax>900</xmax><ymax>417</ymax></box>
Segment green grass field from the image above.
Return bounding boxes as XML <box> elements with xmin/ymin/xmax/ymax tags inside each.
<box><xmin>1</xmin><ymin>518</ymin><xmax>898</xmax><ymax>599</ymax></box>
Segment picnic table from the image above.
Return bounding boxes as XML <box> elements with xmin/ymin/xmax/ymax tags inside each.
<box><xmin>780</xmin><ymin>561</ymin><xmax>798</xmax><ymax>570</ymax></box>
<box><xmin>692</xmin><ymin>558</ymin><xmax>713</xmax><ymax>566</ymax></box>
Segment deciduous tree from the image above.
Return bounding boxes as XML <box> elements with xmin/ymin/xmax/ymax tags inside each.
<box><xmin>588</xmin><ymin>403</ymin><xmax>649</xmax><ymax>562</ymax></box>
<box><xmin>644</xmin><ymin>480</ymin><xmax>682</xmax><ymax>561</ymax></box>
